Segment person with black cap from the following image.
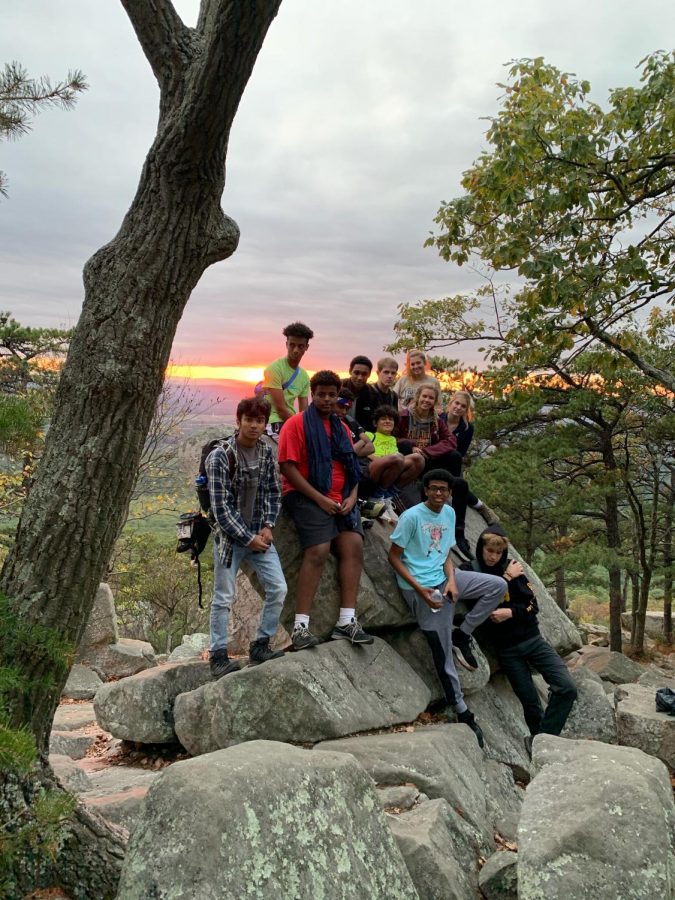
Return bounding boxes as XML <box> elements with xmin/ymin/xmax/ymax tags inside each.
<box><xmin>466</xmin><ymin>524</ymin><xmax>577</xmax><ymax>742</ymax></box>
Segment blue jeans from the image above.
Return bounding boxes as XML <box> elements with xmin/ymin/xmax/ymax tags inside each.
<box><xmin>210</xmin><ymin>541</ymin><xmax>287</xmax><ymax>652</ymax></box>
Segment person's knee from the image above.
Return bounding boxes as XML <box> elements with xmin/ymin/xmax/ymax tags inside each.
<box><xmin>558</xmin><ymin>678</ymin><xmax>577</xmax><ymax>702</ymax></box>
<box><xmin>304</xmin><ymin>544</ymin><xmax>330</xmax><ymax>567</ymax></box>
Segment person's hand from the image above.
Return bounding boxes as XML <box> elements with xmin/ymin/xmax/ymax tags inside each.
<box><xmin>249</xmin><ymin>534</ymin><xmax>271</xmax><ymax>552</ymax></box>
<box><xmin>442</xmin><ymin>581</ymin><xmax>457</xmax><ymax>602</ymax></box>
<box><xmin>505</xmin><ymin>560</ymin><xmax>523</xmax><ymax>580</ymax></box>
<box><xmin>259</xmin><ymin>527</ymin><xmax>274</xmax><ymax>546</ymax></box>
<box><xmin>339</xmin><ymin>495</ymin><xmax>356</xmax><ymax>516</ymax></box>
<box><xmin>411</xmin><ymin>446</ymin><xmax>425</xmax><ymax>456</ymax></box>
<box><xmin>418</xmin><ymin>587</ymin><xmax>443</xmax><ymax>610</ymax></box>
<box><xmin>489</xmin><ymin>608</ymin><xmax>513</xmax><ymax>623</ymax></box>
<box><xmin>318</xmin><ymin>496</ymin><xmax>342</xmax><ymax>515</ymax></box>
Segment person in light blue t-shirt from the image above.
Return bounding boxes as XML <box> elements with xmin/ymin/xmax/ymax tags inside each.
<box><xmin>388</xmin><ymin>469</ymin><xmax>506</xmax><ymax>748</ymax></box>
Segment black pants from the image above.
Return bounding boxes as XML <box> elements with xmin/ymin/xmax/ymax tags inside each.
<box><xmin>497</xmin><ymin>634</ymin><xmax>577</xmax><ymax>736</ymax></box>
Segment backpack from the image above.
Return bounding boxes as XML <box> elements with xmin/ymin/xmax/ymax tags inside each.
<box><xmin>196</xmin><ymin>437</ymin><xmax>236</xmax><ymax>512</ymax></box>
<box><xmin>254</xmin><ymin>365</ymin><xmax>301</xmax><ymax>400</ymax></box>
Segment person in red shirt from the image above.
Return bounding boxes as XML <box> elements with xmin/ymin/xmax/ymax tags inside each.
<box><xmin>278</xmin><ymin>370</ymin><xmax>374</xmax><ymax>650</ymax></box>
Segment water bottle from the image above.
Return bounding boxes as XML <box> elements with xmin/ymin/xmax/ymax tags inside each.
<box><xmin>430</xmin><ymin>589</ymin><xmax>444</xmax><ymax>613</ymax></box>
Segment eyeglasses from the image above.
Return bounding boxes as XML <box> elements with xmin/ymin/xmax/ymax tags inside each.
<box><xmin>427</xmin><ymin>485</ymin><xmax>450</xmax><ymax>494</ymax></box>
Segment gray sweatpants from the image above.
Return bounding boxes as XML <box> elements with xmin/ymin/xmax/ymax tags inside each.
<box><xmin>401</xmin><ymin>569</ymin><xmax>506</xmax><ymax>713</ymax></box>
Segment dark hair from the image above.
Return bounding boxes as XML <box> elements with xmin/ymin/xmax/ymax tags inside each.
<box><xmin>349</xmin><ymin>355</ymin><xmax>373</xmax><ymax>373</ymax></box>
<box><xmin>338</xmin><ymin>386</ymin><xmax>356</xmax><ymax>402</ymax></box>
<box><xmin>373</xmin><ymin>404</ymin><xmax>399</xmax><ymax>425</ymax></box>
<box><xmin>310</xmin><ymin>370</ymin><xmax>341</xmax><ymax>392</ymax></box>
<box><xmin>283</xmin><ymin>322</ymin><xmax>314</xmax><ymax>341</ymax></box>
<box><xmin>423</xmin><ymin>468</ymin><xmax>453</xmax><ymax>489</ymax></box>
<box><xmin>237</xmin><ymin>396</ymin><xmax>271</xmax><ymax>423</ymax></box>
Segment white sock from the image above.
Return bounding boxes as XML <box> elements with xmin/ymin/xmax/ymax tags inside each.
<box><xmin>471</xmin><ymin>500</ymin><xmax>484</xmax><ymax>509</ymax></box>
<box><xmin>338</xmin><ymin>608</ymin><xmax>356</xmax><ymax>626</ymax></box>
<box><xmin>294</xmin><ymin>614</ymin><xmax>310</xmax><ymax>629</ymax></box>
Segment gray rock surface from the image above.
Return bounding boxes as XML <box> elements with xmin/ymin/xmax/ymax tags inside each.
<box><xmin>621</xmin><ymin>610</ymin><xmax>668</xmax><ymax>640</ymax></box>
<box><xmin>461</xmin><ymin>675</ymin><xmax>531</xmax><ymax>779</ymax></box>
<box><xmin>88</xmin><ymin>638</ymin><xmax>157</xmax><ymax>679</ymax></box>
<box><xmin>227</xmin><ymin>571</ymin><xmax>290</xmax><ymax>655</ymax></box>
<box><xmin>167</xmin><ymin>633</ymin><xmax>209</xmax><ymax>661</ymax></box>
<box><xmin>61</xmin><ymin>664</ymin><xmax>103</xmax><ymax>700</ymax></box>
<box><xmin>383</xmin><ymin>625</ymin><xmax>490</xmax><ymax>703</ymax></box>
<box><xmin>53</xmin><ymin>702</ymin><xmax>96</xmax><ymax>732</ymax></box>
<box><xmin>117</xmin><ymin>741</ymin><xmax>417</xmax><ymax>899</ymax></box>
<box><xmin>80</xmin><ymin>766</ymin><xmax>160</xmax><ymax>832</ymax></box>
<box><xmin>376</xmin><ymin>784</ymin><xmax>425</xmax><ymax>810</ymax></box>
<box><xmin>560</xmin><ymin>666</ymin><xmax>617</xmax><ymax>744</ymax></box>
<box><xmin>76</xmin><ymin>582</ymin><xmax>118</xmax><ymax>654</ymax></box>
<box><xmin>174</xmin><ymin>638</ymin><xmax>430</xmax><ymax>756</ymax></box>
<box><xmin>94</xmin><ymin>660</ymin><xmax>212</xmax><ymax>744</ymax></box>
<box><xmin>388</xmin><ymin>797</ymin><xmax>483</xmax><ymax>899</ymax></box>
<box><xmin>638</xmin><ymin>664</ymin><xmax>675</xmax><ymax>689</ymax></box>
<box><xmin>50</xmin><ymin>754</ymin><xmax>93</xmax><ymax>792</ymax></box>
<box><xmin>615</xmin><ymin>682</ymin><xmax>675</xmax><ymax>768</ymax></box>
<box><xmin>567</xmin><ymin>645</ymin><xmax>646</xmax><ymax>684</ymax></box>
<box><xmin>49</xmin><ymin>730</ymin><xmax>97</xmax><ymax>759</ymax></box>
<box><xmin>319</xmin><ymin>724</ymin><xmax>494</xmax><ymax>852</ymax></box>
<box><xmin>518</xmin><ymin>735</ymin><xmax>675</xmax><ymax>899</ymax></box>
<box><xmin>482</xmin><ymin>759</ymin><xmax>524</xmax><ymax>842</ymax></box>
<box><xmin>478</xmin><ymin>851</ymin><xmax>518</xmax><ymax>900</ymax></box>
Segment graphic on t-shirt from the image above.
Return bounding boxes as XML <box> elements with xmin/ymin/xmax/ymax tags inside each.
<box><xmin>422</xmin><ymin>522</ymin><xmax>447</xmax><ymax>556</ymax></box>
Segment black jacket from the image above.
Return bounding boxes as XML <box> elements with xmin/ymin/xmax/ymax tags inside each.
<box><xmin>462</xmin><ymin>524</ymin><xmax>540</xmax><ymax>650</ymax></box>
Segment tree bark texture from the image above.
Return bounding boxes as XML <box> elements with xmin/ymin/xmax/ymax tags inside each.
<box><xmin>601</xmin><ymin>434</ymin><xmax>623</xmax><ymax>653</ymax></box>
<box><xmin>664</xmin><ymin>467</ymin><xmax>674</xmax><ymax>645</ymax></box>
<box><xmin>0</xmin><ymin>0</ymin><xmax>282</xmax><ymax>893</ymax></box>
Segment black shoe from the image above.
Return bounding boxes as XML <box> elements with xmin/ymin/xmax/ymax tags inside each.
<box><xmin>331</xmin><ymin>619</ymin><xmax>375</xmax><ymax>644</ymax></box>
<box><xmin>248</xmin><ymin>637</ymin><xmax>285</xmax><ymax>666</ymax></box>
<box><xmin>452</xmin><ymin>628</ymin><xmax>479</xmax><ymax>671</ymax></box>
<box><xmin>291</xmin><ymin>624</ymin><xmax>321</xmax><ymax>650</ymax></box>
<box><xmin>456</xmin><ymin>709</ymin><xmax>485</xmax><ymax>748</ymax></box>
<box><xmin>454</xmin><ymin>535</ymin><xmax>474</xmax><ymax>560</ymax></box>
<box><xmin>210</xmin><ymin>649</ymin><xmax>241</xmax><ymax>679</ymax></box>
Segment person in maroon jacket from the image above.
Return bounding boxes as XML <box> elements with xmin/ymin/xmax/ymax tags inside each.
<box><xmin>395</xmin><ymin>382</ymin><xmax>474</xmax><ymax>560</ymax></box>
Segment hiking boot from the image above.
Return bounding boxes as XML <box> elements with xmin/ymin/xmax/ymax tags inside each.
<box><xmin>456</xmin><ymin>709</ymin><xmax>485</xmax><ymax>748</ymax></box>
<box><xmin>452</xmin><ymin>628</ymin><xmax>479</xmax><ymax>671</ymax></box>
<box><xmin>210</xmin><ymin>649</ymin><xmax>241</xmax><ymax>680</ymax></box>
<box><xmin>331</xmin><ymin>618</ymin><xmax>375</xmax><ymax>645</ymax></box>
<box><xmin>477</xmin><ymin>503</ymin><xmax>500</xmax><ymax>525</ymax></box>
<box><xmin>454</xmin><ymin>535</ymin><xmax>474</xmax><ymax>561</ymax></box>
<box><xmin>248</xmin><ymin>637</ymin><xmax>285</xmax><ymax>666</ymax></box>
<box><xmin>291</xmin><ymin>624</ymin><xmax>321</xmax><ymax>650</ymax></box>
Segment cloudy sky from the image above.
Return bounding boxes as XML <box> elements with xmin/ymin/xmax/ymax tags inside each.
<box><xmin>1</xmin><ymin>0</ymin><xmax>671</xmax><ymax>375</ymax></box>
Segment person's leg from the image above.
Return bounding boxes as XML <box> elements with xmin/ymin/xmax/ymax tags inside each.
<box><xmin>448</xmin><ymin>475</ymin><xmax>469</xmax><ymax>534</ymax></box>
<box><xmin>398</xmin><ymin>452</ymin><xmax>425</xmax><ymax>486</ymax></box>
<box><xmin>524</xmin><ymin>636</ymin><xmax>578</xmax><ymax>735</ymax></box>
<box><xmin>333</xmin><ymin>529</ymin><xmax>364</xmax><ymax>608</ymax></box>
<box><xmin>453</xmin><ymin>569</ymin><xmax>507</xmax><ymax>633</ymax></box>
<box><xmin>369</xmin><ymin>455</ymin><xmax>406</xmax><ymax>489</ymax></box>
<box><xmin>498</xmin><ymin>643</ymin><xmax>545</xmax><ymax>735</ymax></box>
<box><xmin>248</xmin><ymin>544</ymin><xmax>287</xmax><ymax>640</ymax></box>
<box><xmin>295</xmin><ymin>542</ymin><xmax>331</xmax><ymax>614</ymax></box>
<box><xmin>447</xmin><ymin>449</ymin><xmax>463</xmax><ymax>478</ymax></box>
<box><xmin>209</xmin><ymin>542</ymin><xmax>242</xmax><ymax>676</ymax></box>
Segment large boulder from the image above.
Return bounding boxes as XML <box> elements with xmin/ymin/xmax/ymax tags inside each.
<box><xmin>53</xmin><ymin>702</ymin><xmax>96</xmax><ymax>732</ymax></box>
<box><xmin>382</xmin><ymin>625</ymin><xmax>490</xmax><ymax>704</ymax></box>
<box><xmin>94</xmin><ymin>661</ymin><xmax>212</xmax><ymax>744</ymax></box>
<box><xmin>174</xmin><ymin>639</ymin><xmax>430</xmax><ymax>756</ymax></box>
<box><xmin>388</xmin><ymin>798</ymin><xmax>483</xmax><ymax>899</ymax></box>
<box><xmin>560</xmin><ymin>666</ymin><xmax>617</xmax><ymax>744</ymax></box>
<box><xmin>76</xmin><ymin>582</ymin><xmax>118</xmax><ymax>654</ymax></box>
<box><xmin>89</xmin><ymin>638</ymin><xmax>157</xmax><ymax>679</ymax></box>
<box><xmin>80</xmin><ymin>767</ymin><xmax>161</xmax><ymax>832</ymax></box>
<box><xmin>567</xmin><ymin>645</ymin><xmax>646</xmax><ymax>684</ymax></box>
<box><xmin>478</xmin><ymin>851</ymin><xmax>518</xmax><ymax>900</ymax></box>
<box><xmin>61</xmin><ymin>664</ymin><xmax>103</xmax><ymax>700</ymax></box>
<box><xmin>518</xmin><ymin>735</ymin><xmax>675</xmax><ymax>899</ymax></box>
<box><xmin>482</xmin><ymin>759</ymin><xmax>524</xmax><ymax>842</ymax></box>
<box><xmin>116</xmin><ymin>741</ymin><xmax>417</xmax><ymax>899</ymax></box>
<box><xmin>621</xmin><ymin>610</ymin><xmax>668</xmax><ymax>641</ymax></box>
<box><xmin>461</xmin><ymin>675</ymin><xmax>532</xmax><ymax>778</ymax></box>
<box><xmin>50</xmin><ymin>755</ymin><xmax>93</xmax><ymax>793</ymax></box>
<box><xmin>167</xmin><ymin>632</ymin><xmax>210</xmax><ymax>661</ymax></box>
<box><xmin>615</xmin><ymin>682</ymin><xmax>675</xmax><ymax>768</ymax></box>
<box><xmin>319</xmin><ymin>725</ymin><xmax>494</xmax><ymax>851</ymax></box>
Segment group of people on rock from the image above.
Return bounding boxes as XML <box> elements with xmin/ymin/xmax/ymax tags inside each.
<box><xmin>205</xmin><ymin>322</ymin><xmax>577</xmax><ymax>749</ymax></box>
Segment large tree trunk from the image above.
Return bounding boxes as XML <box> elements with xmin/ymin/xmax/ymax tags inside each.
<box><xmin>664</xmin><ymin>465</ymin><xmax>674</xmax><ymax>646</ymax></box>
<box><xmin>601</xmin><ymin>435</ymin><xmax>624</xmax><ymax>653</ymax></box>
<box><xmin>0</xmin><ymin>1</ymin><xmax>282</xmax><ymax>893</ymax></box>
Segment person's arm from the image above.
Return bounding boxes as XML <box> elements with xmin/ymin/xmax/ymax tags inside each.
<box><xmin>388</xmin><ymin>543</ymin><xmax>440</xmax><ymax>609</ymax></box>
<box><xmin>442</xmin><ymin>554</ymin><xmax>458</xmax><ymax>601</ymax></box>
<box><xmin>339</xmin><ymin>483</ymin><xmax>359</xmax><ymax>516</ymax></box>
<box><xmin>298</xmin><ymin>396</ymin><xmax>309</xmax><ymax>412</ymax></box>
<box><xmin>279</xmin><ymin>461</ymin><xmax>341</xmax><ymax>515</ymax></box>
<box><xmin>206</xmin><ymin>448</ymin><xmax>257</xmax><ymax>547</ymax></box>
<box><xmin>357</xmin><ymin>430</ymin><xmax>375</xmax><ymax>457</ymax></box>
<box><xmin>266</xmin><ymin>387</ymin><xmax>292</xmax><ymax>422</ymax></box>
<box><xmin>258</xmin><ymin>446</ymin><xmax>281</xmax><ymax>546</ymax></box>
<box><xmin>455</xmin><ymin>420</ymin><xmax>474</xmax><ymax>457</ymax></box>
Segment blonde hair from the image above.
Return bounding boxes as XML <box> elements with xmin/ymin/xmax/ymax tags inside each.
<box><xmin>404</xmin><ymin>349</ymin><xmax>429</xmax><ymax>378</ymax></box>
<box><xmin>448</xmin><ymin>389</ymin><xmax>475</xmax><ymax>423</ymax></box>
<box><xmin>377</xmin><ymin>356</ymin><xmax>398</xmax><ymax>372</ymax></box>
<box><xmin>483</xmin><ymin>534</ymin><xmax>508</xmax><ymax>552</ymax></box>
<box><xmin>411</xmin><ymin>381</ymin><xmax>440</xmax><ymax>424</ymax></box>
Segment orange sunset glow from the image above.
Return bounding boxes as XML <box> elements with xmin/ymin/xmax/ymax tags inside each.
<box><xmin>166</xmin><ymin>364</ymin><xmax>351</xmax><ymax>385</ymax></box>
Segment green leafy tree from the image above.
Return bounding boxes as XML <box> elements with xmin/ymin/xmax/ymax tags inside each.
<box><xmin>413</xmin><ymin>52</ymin><xmax>675</xmax><ymax>392</ymax></box>
<box><xmin>0</xmin><ymin>62</ymin><xmax>87</xmax><ymax>197</ymax></box>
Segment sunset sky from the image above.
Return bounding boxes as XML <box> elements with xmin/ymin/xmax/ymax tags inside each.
<box><xmin>2</xmin><ymin>1</ymin><xmax>670</xmax><ymax>381</ymax></box>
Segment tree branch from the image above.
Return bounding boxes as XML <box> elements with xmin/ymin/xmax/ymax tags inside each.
<box><xmin>584</xmin><ymin>319</ymin><xmax>675</xmax><ymax>393</ymax></box>
<box><xmin>120</xmin><ymin>0</ymin><xmax>194</xmax><ymax>90</ymax></box>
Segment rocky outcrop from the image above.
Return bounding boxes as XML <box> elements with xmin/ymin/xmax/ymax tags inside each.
<box><xmin>50</xmin><ymin>754</ymin><xmax>93</xmax><ymax>792</ymax></box>
<box><xmin>116</xmin><ymin>741</ymin><xmax>417</xmax><ymax>899</ymax></box>
<box><xmin>567</xmin><ymin>645</ymin><xmax>646</xmax><ymax>684</ymax></box>
<box><xmin>167</xmin><ymin>632</ymin><xmax>210</xmax><ymax>661</ymax></box>
<box><xmin>518</xmin><ymin>735</ymin><xmax>675</xmax><ymax>899</ymax></box>
<box><xmin>76</xmin><ymin>582</ymin><xmax>118</xmax><ymax>651</ymax></box>
<box><xmin>621</xmin><ymin>610</ymin><xmax>668</xmax><ymax>641</ymax></box>
<box><xmin>174</xmin><ymin>639</ymin><xmax>430</xmax><ymax>756</ymax></box>
<box><xmin>80</xmin><ymin>767</ymin><xmax>161</xmax><ymax>833</ymax></box>
<box><xmin>388</xmin><ymin>797</ymin><xmax>483</xmax><ymax>900</ymax></box>
<box><xmin>478</xmin><ymin>851</ymin><xmax>518</xmax><ymax>900</ymax></box>
<box><xmin>615</xmin><ymin>682</ymin><xmax>675</xmax><ymax>769</ymax></box>
<box><xmin>94</xmin><ymin>660</ymin><xmax>212</xmax><ymax>744</ymax></box>
<box><xmin>61</xmin><ymin>664</ymin><xmax>103</xmax><ymax>700</ymax></box>
<box><xmin>560</xmin><ymin>667</ymin><xmax>617</xmax><ymax>744</ymax></box>
<box><xmin>461</xmin><ymin>675</ymin><xmax>532</xmax><ymax>778</ymax></box>
<box><xmin>482</xmin><ymin>758</ymin><xmax>524</xmax><ymax>842</ymax></box>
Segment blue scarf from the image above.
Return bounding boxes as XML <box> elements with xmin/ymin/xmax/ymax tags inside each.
<box><xmin>303</xmin><ymin>403</ymin><xmax>361</xmax><ymax>498</ymax></box>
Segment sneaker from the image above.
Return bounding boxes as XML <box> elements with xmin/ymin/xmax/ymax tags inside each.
<box><xmin>248</xmin><ymin>637</ymin><xmax>285</xmax><ymax>666</ymax></box>
<box><xmin>210</xmin><ymin>649</ymin><xmax>241</xmax><ymax>679</ymax></box>
<box><xmin>291</xmin><ymin>624</ymin><xmax>320</xmax><ymax>650</ymax></box>
<box><xmin>360</xmin><ymin>499</ymin><xmax>387</xmax><ymax>519</ymax></box>
<box><xmin>476</xmin><ymin>502</ymin><xmax>500</xmax><ymax>525</ymax></box>
<box><xmin>456</xmin><ymin>709</ymin><xmax>485</xmax><ymax>748</ymax></box>
<box><xmin>331</xmin><ymin>618</ymin><xmax>375</xmax><ymax>645</ymax></box>
<box><xmin>452</xmin><ymin>628</ymin><xmax>479</xmax><ymax>671</ymax></box>
<box><xmin>454</xmin><ymin>535</ymin><xmax>474</xmax><ymax>561</ymax></box>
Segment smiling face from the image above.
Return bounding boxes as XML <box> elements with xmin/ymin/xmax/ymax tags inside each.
<box><xmin>417</xmin><ymin>387</ymin><xmax>436</xmax><ymax>412</ymax></box>
<box><xmin>424</xmin><ymin>479</ymin><xmax>451</xmax><ymax>512</ymax></box>
<box><xmin>409</xmin><ymin>354</ymin><xmax>426</xmax><ymax>377</ymax></box>
<box><xmin>375</xmin><ymin>414</ymin><xmax>395</xmax><ymax>435</ymax></box>
<box><xmin>312</xmin><ymin>384</ymin><xmax>339</xmax><ymax>418</ymax></box>
<box><xmin>286</xmin><ymin>336</ymin><xmax>309</xmax><ymax>366</ymax></box>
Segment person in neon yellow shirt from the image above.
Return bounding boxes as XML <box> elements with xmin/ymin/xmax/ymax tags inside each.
<box><xmin>364</xmin><ymin>405</ymin><xmax>424</xmax><ymax>488</ymax></box>
<box><xmin>262</xmin><ymin>322</ymin><xmax>313</xmax><ymax>431</ymax></box>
